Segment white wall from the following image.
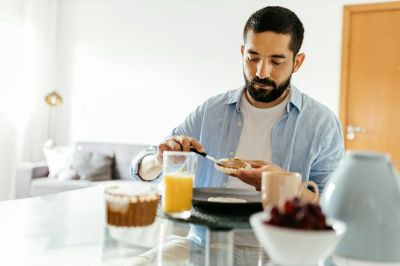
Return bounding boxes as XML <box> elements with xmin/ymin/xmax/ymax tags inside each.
<box><xmin>0</xmin><ymin>113</ymin><xmax>17</xmax><ymax>200</ymax></box>
<box><xmin>0</xmin><ymin>0</ymin><xmax>51</xmax><ymax>198</ymax></box>
<box><xmin>52</xmin><ymin>0</ymin><xmax>398</xmax><ymax>147</ymax></box>
<box><xmin>0</xmin><ymin>0</ymin><xmax>23</xmax><ymax>23</ymax></box>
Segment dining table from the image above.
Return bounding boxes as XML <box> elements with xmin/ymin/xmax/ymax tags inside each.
<box><xmin>0</xmin><ymin>184</ymin><xmax>397</xmax><ymax>266</ymax></box>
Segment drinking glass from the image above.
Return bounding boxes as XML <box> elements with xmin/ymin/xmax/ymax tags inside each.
<box><xmin>162</xmin><ymin>151</ymin><xmax>197</xmax><ymax>218</ymax></box>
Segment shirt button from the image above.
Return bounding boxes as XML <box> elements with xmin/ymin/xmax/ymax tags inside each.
<box><xmin>237</xmin><ymin>122</ymin><xmax>242</xmax><ymax>127</ymax></box>
<box><xmin>229</xmin><ymin>152</ymin><xmax>234</xmax><ymax>157</ymax></box>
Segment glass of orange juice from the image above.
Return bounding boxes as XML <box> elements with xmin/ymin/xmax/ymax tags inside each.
<box><xmin>162</xmin><ymin>151</ymin><xmax>197</xmax><ymax>218</ymax></box>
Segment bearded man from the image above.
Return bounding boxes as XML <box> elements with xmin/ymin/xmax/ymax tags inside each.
<box><xmin>131</xmin><ymin>6</ymin><xmax>343</xmax><ymax>200</ymax></box>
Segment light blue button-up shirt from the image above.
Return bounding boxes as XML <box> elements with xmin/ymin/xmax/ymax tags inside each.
<box><xmin>131</xmin><ymin>84</ymin><xmax>344</xmax><ymax>194</ymax></box>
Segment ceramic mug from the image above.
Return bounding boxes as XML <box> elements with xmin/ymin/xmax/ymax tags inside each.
<box><xmin>261</xmin><ymin>171</ymin><xmax>319</xmax><ymax>209</ymax></box>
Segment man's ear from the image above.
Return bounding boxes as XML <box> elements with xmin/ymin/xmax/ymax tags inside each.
<box><xmin>293</xmin><ymin>53</ymin><xmax>305</xmax><ymax>73</ymax></box>
<box><xmin>240</xmin><ymin>45</ymin><xmax>245</xmax><ymax>56</ymax></box>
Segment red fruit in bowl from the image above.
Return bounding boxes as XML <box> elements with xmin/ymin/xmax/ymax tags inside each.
<box><xmin>264</xmin><ymin>197</ymin><xmax>333</xmax><ymax>231</ymax></box>
<box><xmin>284</xmin><ymin>200</ymin><xmax>295</xmax><ymax>215</ymax></box>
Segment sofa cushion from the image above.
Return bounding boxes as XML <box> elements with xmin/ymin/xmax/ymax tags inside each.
<box><xmin>42</xmin><ymin>146</ymin><xmax>73</xmax><ymax>178</ymax></box>
<box><xmin>76</xmin><ymin>142</ymin><xmax>149</xmax><ymax>180</ymax></box>
<box><xmin>71</xmin><ymin>149</ymin><xmax>113</xmax><ymax>181</ymax></box>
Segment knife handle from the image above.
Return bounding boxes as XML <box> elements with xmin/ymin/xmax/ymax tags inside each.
<box><xmin>190</xmin><ymin>146</ymin><xmax>207</xmax><ymax>157</ymax></box>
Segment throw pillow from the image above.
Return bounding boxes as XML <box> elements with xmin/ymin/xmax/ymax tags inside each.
<box><xmin>57</xmin><ymin>166</ymin><xmax>79</xmax><ymax>181</ymax></box>
<box><xmin>42</xmin><ymin>146</ymin><xmax>73</xmax><ymax>178</ymax></box>
<box><xmin>71</xmin><ymin>149</ymin><xmax>114</xmax><ymax>181</ymax></box>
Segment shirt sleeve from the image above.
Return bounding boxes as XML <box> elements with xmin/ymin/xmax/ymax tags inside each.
<box><xmin>130</xmin><ymin>102</ymin><xmax>206</xmax><ymax>182</ymax></box>
<box><xmin>309</xmin><ymin>117</ymin><xmax>344</xmax><ymax>194</ymax></box>
<box><xmin>130</xmin><ymin>145</ymin><xmax>163</xmax><ymax>183</ymax></box>
<box><xmin>171</xmin><ymin>102</ymin><xmax>205</xmax><ymax>139</ymax></box>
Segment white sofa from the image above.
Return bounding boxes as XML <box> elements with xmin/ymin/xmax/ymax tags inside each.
<box><xmin>15</xmin><ymin>142</ymin><xmax>148</xmax><ymax>198</ymax></box>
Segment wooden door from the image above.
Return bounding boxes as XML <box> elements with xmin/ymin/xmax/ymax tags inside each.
<box><xmin>340</xmin><ymin>2</ymin><xmax>400</xmax><ymax>166</ymax></box>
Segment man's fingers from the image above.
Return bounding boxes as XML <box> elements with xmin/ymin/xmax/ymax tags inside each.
<box><xmin>165</xmin><ymin>135</ymin><xmax>205</xmax><ymax>153</ymax></box>
<box><xmin>190</xmin><ymin>138</ymin><xmax>205</xmax><ymax>152</ymax></box>
<box><xmin>156</xmin><ymin>143</ymin><xmax>173</xmax><ymax>165</ymax></box>
<box><xmin>166</xmin><ymin>139</ymin><xmax>183</xmax><ymax>151</ymax></box>
<box><xmin>246</xmin><ymin>160</ymin><xmax>268</xmax><ymax>168</ymax></box>
<box><xmin>181</xmin><ymin>138</ymin><xmax>191</xmax><ymax>152</ymax></box>
<box><xmin>171</xmin><ymin>136</ymin><xmax>204</xmax><ymax>152</ymax></box>
<box><xmin>158</xmin><ymin>143</ymin><xmax>173</xmax><ymax>155</ymax></box>
<box><xmin>259</xmin><ymin>164</ymin><xmax>285</xmax><ymax>173</ymax></box>
<box><xmin>235</xmin><ymin>169</ymin><xmax>261</xmax><ymax>180</ymax></box>
<box><xmin>234</xmin><ymin>169</ymin><xmax>262</xmax><ymax>188</ymax></box>
<box><xmin>228</xmin><ymin>171</ymin><xmax>239</xmax><ymax>177</ymax></box>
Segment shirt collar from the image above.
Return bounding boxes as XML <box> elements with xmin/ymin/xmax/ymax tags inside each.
<box><xmin>225</xmin><ymin>83</ymin><xmax>303</xmax><ymax>113</ymax></box>
<box><xmin>224</xmin><ymin>86</ymin><xmax>244</xmax><ymax>111</ymax></box>
<box><xmin>287</xmin><ymin>84</ymin><xmax>302</xmax><ymax>113</ymax></box>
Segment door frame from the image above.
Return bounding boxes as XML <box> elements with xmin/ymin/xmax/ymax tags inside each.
<box><xmin>339</xmin><ymin>1</ymin><xmax>400</xmax><ymax>147</ymax></box>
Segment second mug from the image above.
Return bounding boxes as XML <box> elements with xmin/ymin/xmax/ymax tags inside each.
<box><xmin>261</xmin><ymin>171</ymin><xmax>319</xmax><ymax>209</ymax></box>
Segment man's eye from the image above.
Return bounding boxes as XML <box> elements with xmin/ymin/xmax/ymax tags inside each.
<box><xmin>271</xmin><ymin>60</ymin><xmax>283</xmax><ymax>65</ymax></box>
<box><xmin>248</xmin><ymin>57</ymin><xmax>260</xmax><ymax>62</ymax></box>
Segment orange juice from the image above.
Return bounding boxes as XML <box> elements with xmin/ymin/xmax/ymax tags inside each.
<box><xmin>163</xmin><ymin>174</ymin><xmax>194</xmax><ymax>213</ymax></box>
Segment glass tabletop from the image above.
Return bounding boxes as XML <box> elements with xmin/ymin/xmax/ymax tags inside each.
<box><xmin>102</xmin><ymin>201</ymin><xmax>270</xmax><ymax>266</ymax></box>
<box><xmin>0</xmin><ymin>185</ymin><xmax>341</xmax><ymax>266</ymax></box>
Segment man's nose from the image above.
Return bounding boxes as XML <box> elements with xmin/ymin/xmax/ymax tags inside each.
<box><xmin>256</xmin><ymin>60</ymin><xmax>272</xmax><ymax>79</ymax></box>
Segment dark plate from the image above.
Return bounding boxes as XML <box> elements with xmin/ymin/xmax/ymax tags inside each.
<box><xmin>192</xmin><ymin>187</ymin><xmax>262</xmax><ymax>214</ymax></box>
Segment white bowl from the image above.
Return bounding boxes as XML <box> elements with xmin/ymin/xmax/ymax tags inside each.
<box><xmin>250</xmin><ymin>211</ymin><xmax>346</xmax><ymax>266</ymax></box>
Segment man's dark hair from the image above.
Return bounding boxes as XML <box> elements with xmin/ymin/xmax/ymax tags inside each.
<box><xmin>243</xmin><ymin>6</ymin><xmax>304</xmax><ymax>55</ymax></box>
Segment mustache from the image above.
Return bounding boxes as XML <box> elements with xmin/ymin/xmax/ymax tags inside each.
<box><xmin>251</xmin><ymin>77</ymin><xmax>277</xmax><ymax>88</ymax></box>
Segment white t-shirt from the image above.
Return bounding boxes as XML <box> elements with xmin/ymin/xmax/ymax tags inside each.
<box><xmin>225</xmin><ymin>90</ymin><xmax>290</xmax><ymax>190</ymax></box>
<box><xmin>225</xmin><ymin>90</ymin><xmax>290</xmax><ymax>248</ymax></box>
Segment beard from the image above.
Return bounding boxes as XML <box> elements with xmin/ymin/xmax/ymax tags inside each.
<box><xmin>244</xmin><ymin>72</ymin><xmax>291</xmax><ymax>103</ymax></box>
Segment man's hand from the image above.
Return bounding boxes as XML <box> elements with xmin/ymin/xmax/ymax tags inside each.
<box><xmin>230</xmin><ymin>160</ymin><xmax>286</xmax><ymax>191</ymax></box>
<box><xmin>155</xmin><ymin>136</ymin><xmax>204</xmax><ymax>166</ymax></box>
<box><xmin>138</xmin><ymin>136</ymin><xmax>204</xmax><ymax>181</ymax></box>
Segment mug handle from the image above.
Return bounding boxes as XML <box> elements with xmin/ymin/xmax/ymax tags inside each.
<box><xmin>298</xmin><ymin>181</ymin><xmax>320</xmax><ymax>203</ymax></box>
